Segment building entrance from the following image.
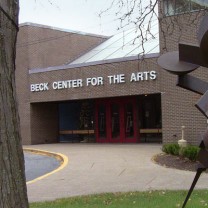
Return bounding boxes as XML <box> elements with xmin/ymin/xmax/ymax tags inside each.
<box><xmin>58</xmin><ymin>94</ymin><xmax>162</xmax><ymax>143</ymax></box>
<box><xmin>95</xmin><ymin>98</ymin><xmax>138</xmax><ymax>143</ymax></box>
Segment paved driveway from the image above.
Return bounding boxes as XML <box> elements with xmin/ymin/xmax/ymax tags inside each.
<box><xmin>24</xmin><ymin>143</ymin><xmax>208</xmax><ymax>202</ymax></box>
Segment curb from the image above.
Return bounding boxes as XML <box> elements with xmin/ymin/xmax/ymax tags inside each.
<box><xmin>24</xmin><ymin>148</ymin><xmax>68</xmax><ymax>185</ymax></box>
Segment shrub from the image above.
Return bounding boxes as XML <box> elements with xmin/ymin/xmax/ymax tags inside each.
<box><xmin>162</xmin><ymin>143</ymin><xmax>200</xmax><ymax>161</ymax></box>
<box><xmin>162</xmin><ymin>143</ymin><xmax>180</xmax><ymax>156</ymax></box>
<box><xmin>180</xmin><ymin>146</ymin><xmax>200</xmax><ymax>161</ymax></box>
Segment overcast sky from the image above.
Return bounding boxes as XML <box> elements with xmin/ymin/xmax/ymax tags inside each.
<box><xmin>19</xmin><ymin>0</ymin><xmax>125</xmax><ymax>36</ymax></box>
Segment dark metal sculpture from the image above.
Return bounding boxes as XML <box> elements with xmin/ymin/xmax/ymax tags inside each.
<box><xmin>158</xmin><ymin>15</ymin><xmax>208</xmax><ymax>208</ymax></box>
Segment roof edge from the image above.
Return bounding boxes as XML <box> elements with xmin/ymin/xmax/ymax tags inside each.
<box><xmin>29</xmin><ymin>53</ymin><xmax>160</xmax><ymax>74</ymax></box>
<box><xmin>19</xmin><ymin>22</ymin><xmax>109</xmax><ymax>39</ymax></box>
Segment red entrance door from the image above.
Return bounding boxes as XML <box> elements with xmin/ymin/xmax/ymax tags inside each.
<box><xmin>95</xmin><ymin>98</ymin><xmax>139</xmax><ymax>143</ymax></box>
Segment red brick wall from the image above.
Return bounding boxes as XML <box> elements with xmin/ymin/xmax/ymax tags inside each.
<box><xmin>30</xmin><ymin>103</ymin><xmax>59</xmax><ymax>144</ymax></box>
<box><xmin>28</xmin><ymin>57</ymin><xmax>161</xmax><ymax>143</ymax></box>
<box><xmin>16</xmin><ymin>11</ymin><xmax>208</xmax><ymax>145</ymax></box>
<box><xmin>16</xmin><ymin>24</ymin><xmax>107</xmax><ymax>144</ymax></box>
<box><xmin>25</xmin><ymin>25</ymin><xmax>107</xmax><ymax>69</ymax></box>
<box><xmin>28</xmin><ymin>57</ymin><xmax>208</xmax><ymax>145</ymax></box>
<box><xmin>29</xmin><ymin>59</ymin><xmax>160</xmax><ymax>103</ymax></box>
<box><xmin>158</xmin><ymin>6</ymin><xmax>208</xmax><ymax>144</ymax></box>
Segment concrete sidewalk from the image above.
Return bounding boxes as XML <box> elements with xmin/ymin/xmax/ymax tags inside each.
<box><xmin>25</xmin><ymin>143</ymin><xmax>208</xmax><ymax>202</ymax></box>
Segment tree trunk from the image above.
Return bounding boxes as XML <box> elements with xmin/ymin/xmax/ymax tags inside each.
<box><xmin>0</xmin><ymin>1</ymin><xmax>29</xmax><ymax>207</ymax></box>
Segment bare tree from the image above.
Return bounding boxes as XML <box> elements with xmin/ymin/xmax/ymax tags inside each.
<box><xmin>0</xmin><ymin>1</ymin><xmax>29</xmax><ymax>207</ymax></box>
<box><xmin>100</xmin><ymin>0</ymin><xmax>208</xmax><ymax>53</ymax></box>
<box><xmin>100</xmin><ymin>0</ymin><xmax>158</xmax><ymax>48</ymax></box>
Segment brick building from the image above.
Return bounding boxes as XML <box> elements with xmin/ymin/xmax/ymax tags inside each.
<box><xmin>16</xmin><ymin>2</ymin><xmax>208</xmax><ymax>145</ymax></box>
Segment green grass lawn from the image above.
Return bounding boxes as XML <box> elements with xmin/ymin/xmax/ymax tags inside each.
<box><xmin>30</xmin><ymin>190</ymin><xmax>208</xmax><ymax>208</ymax></box>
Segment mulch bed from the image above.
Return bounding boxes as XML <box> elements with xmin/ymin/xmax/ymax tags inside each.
<box><xmin>154</xmin><ymin>153</ymin><xmax>201</xmax><ymax>172</ymax></box>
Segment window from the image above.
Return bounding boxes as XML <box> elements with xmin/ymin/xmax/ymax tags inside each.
<box><xmin>164</xmin><ymin>0</ymin><xmax>206</xmax><ymax>16</ymax></box>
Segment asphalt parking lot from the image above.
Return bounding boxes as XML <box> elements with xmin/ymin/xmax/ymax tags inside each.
<box><xmin>24</xmin><ymin>152</ymin><xmax>61</xmax><ymax>182</ymax></box>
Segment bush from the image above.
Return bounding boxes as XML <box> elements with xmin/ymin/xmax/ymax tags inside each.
<box><xmin>180</xmin><ymin>146</ymin><xmax>200</xmax><ymax>161</ymax></box>
<box><xmin>162</xmin><ymin>143</ymin><xmax>180</xmax><ymax>156</ymax></box>
<box><xmin>162</xmin><ymin>143</ymin><xmax>200</xmax><ymax>161</ymax></box>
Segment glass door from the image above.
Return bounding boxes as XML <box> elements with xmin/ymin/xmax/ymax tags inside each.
<box><xmin>95</xmin><ymin>97</ymin><xmax>138</xmax><ymax>143</ymax></box>
<box><xmin>123</xmin><ymin>100</ymin><xmax>138</xmax><ymax>143</ymax></box>
<box><xmin>125</xmin><ymin>103</ymin><xmax>134</xmax><ymax>138</ymax></box>
<box><xmin>96</xmin><ymin>103</ymin><xmax>108</xmax><ymax>142</ymax></box>
<box><xmin>98</xmin><ymin>105</ymin><xmax>107</xmax><ymax>138</ymax></box>
<box><xmin>110</xmin><ymin>103</ymin><xmax>121</xmax><ymax>142</ymax></box>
